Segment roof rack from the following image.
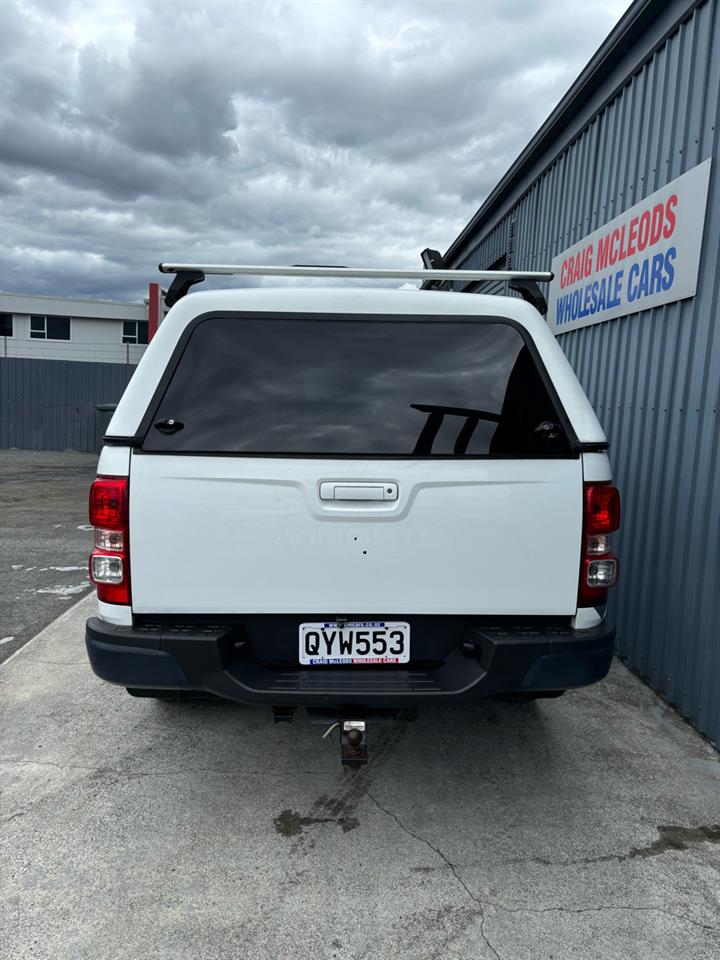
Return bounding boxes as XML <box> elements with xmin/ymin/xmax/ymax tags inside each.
<box><xmin>418</xmin><ymin>247</ymin><xmax>550</xmax><ymax>314</ymax></box>
<box><xmin>158</xmin><ymin>262</ymin><xmax>554</xmax><ymax>308</ymax></box>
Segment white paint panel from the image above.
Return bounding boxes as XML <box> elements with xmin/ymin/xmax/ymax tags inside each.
<box><xmin>97</xmin><ymin>445</ymin><xmax>130</xmax><ymax>476</ymax></box>
<box><xmin>129</xmin><ymin>455</ymin><xmax>584</xmax><ymax>616</ymax></box>
<box><xmin>581</xmin><ymin>453</ymin><xmax>612</xmax><ymax>483</ymax></box>
<box><xmin>571</xmin><ymin>608</ymin><xmax>603</xmax><ymax>630</ymax></box>
<box><xmin>97</xmin><ymin>599</ymin><xmax>133</xmax><ymax>625</ymax></box>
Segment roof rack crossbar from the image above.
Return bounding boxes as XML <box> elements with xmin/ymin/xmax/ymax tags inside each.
<box><xmin>158</xmin><ymin>262</ymin><xmax>553</xmax><ymax>283</ymax></box>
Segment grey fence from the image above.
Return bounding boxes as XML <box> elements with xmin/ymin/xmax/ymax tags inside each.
<box><xmin>0</xmin><ymin>357</ymin><xmax>135</xmax><ymax>452</ymax></box>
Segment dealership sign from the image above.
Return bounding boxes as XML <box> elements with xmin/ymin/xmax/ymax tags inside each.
<box><xmin>548</xmin><ymin>158</ymin><xmax>711</xmax><ymax>335</ymax></box>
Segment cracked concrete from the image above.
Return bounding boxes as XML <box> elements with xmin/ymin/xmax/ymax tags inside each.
<box><xmin>1</xmin><ymin>594</ymin><xmax>719</xmax><ymax>960</ymax></box>
<box><xmin>365</xmin><ymin>790</ymin><xmax>500</xmax><ymax>959</ymax></box>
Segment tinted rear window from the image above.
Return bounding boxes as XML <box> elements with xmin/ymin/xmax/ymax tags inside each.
<box><xmin>143</xmin><ymin>315</ymin><xmax>571</xmax><ymax>457</ymax></box>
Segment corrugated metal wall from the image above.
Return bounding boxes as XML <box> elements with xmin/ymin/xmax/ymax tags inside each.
<box><xmin>456</xmin><ymin>0</ymin><xmax>719</xmax><ymax>743</ymax></box>
<box><xmin>0</xmin><ymin>358</ymin><xmax>134</xmax><ymax>452</ymax></box>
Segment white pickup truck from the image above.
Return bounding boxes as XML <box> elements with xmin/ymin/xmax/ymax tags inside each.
<box><xmin>85</xmin><ymin>264</ymin><xmax>619</xmax><ymax>759</ymax></box>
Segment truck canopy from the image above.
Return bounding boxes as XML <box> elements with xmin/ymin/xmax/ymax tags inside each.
<box><xmin>105</xmin><ymin>287</ymin><xmax>607</xmax><ymax>449</ymax></box>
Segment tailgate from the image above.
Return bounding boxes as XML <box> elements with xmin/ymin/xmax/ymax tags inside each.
<box><xmin>128</xmin><ymin>312</ymin><xmax>583</xmax><ymax>615</ymax></box>
<box><xmin>129</xmin><ymin>454</ymin><xmax>582</xmax><ymax>615</ymax></box>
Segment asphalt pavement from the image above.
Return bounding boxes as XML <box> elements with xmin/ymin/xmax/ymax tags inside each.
<box><xmin>1</xmin><ymin>594</ymin><xmax>718</xmax><ymax>960</ymax></box>
<box><xmin>0</xmin><ymin>450</ymin><xmax>97</xmax><ymax>663</ymax></box>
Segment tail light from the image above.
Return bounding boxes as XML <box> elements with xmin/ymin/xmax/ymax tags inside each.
<box><xmin>579</xmin><ymin>482</ymin><xmax>620</xmax><ymax>607</ymax></box>
<box><xmin>89</xmin><ymin>476</ymin><xmax>130</xmax><ymax>604</ymax></box>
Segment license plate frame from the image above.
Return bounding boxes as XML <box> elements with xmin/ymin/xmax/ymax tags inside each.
<box><xmin>298</xmin><ymin>620</ymin><xmax>410</xmax><ymax>665</ymax></box>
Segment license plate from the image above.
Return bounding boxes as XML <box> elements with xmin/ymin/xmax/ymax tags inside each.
<box><xmin>299</xmin><ymin>621</ymin><xmax>410</xmax><ymax>665</ymax></box>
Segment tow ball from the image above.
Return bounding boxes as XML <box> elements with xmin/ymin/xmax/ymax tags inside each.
<box><xmin>340</xmin><ymin>720</ymin><xmax>367</xmax><ymax>767</ymax></box>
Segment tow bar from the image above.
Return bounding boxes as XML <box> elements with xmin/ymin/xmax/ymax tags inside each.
<box><xmin>339</xmin><ymin>720</ymin><xmax>367</xmax><ymax>766</ymax></box>
<box><xmin>275</xmin><ymin>707</ymin><xmax>415</xmax><ymax>765</ymax></box>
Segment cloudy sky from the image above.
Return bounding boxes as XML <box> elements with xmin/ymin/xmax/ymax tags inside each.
<box><xmin>1</xmin><ymin>0</ymin><xmax>630</xmax><ymax>302</ymax></box>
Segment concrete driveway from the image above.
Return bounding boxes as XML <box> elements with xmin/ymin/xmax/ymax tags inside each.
<box><xmin>0</xmin><ymin>450</ymin><xmax>97</xmax><ymax>663</ymax></box>
<box><xmin>2</xmin><ymin>594</ymin><xmax>719</xmax><ymax>960</ymax></box>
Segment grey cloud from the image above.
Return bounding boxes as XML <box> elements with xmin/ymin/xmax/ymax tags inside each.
<box><xmin>77</xmin><ymin>47</ymin><xmax>239</xmax><ymax>161</ymax></box>
<box><xmin>0</xmin><ymin>116</ymin><xmax>168</xmax><ymax>199</ymax></box>
<box><xmin>1</xmin><ymin>0</ymin><xmax>630</xmax><ymax>301</ymax></box>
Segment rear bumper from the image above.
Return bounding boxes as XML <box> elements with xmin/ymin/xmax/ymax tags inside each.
<box><xmin>85</xmin><ymin>616</ymin><xmax>615</xmax><ymax>706</ymax></box>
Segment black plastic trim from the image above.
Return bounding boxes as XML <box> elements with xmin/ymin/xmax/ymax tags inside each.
<box><xmin>102</xmin><ymin>435</ymin><xmax>142</xmax><ymax>447</ymax></box>
<box><xmin>85</xmin><ymin>615</ymin><xmax>616</xmax><ymax>705</ymax></box>
<box><xmin>421</xmin><ymin>248</ymin><xmax>445</xmax><ymax>270</ymax></box>
<box><xmin>164</xmin><ymin>270</ymin><xmax>206</xmax><ymax>308</ymax></box>
<box><xmin>508</xmin><ymin>279</ymin><xmax>548</xmax><ymax>316</ymax></box>
<box><xmin>577</xmin><ymin>441</ymin><xmax>610</xmax><ymax>452</ymax></box>
<box><xmin>133</xmin><ymin>450</ymin><xmax>580</xmax><ymax>460</ymax></box>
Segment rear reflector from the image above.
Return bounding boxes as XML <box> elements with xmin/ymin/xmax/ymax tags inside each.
<box><xmin>89</xmin><ymin>476</ymin><xmax>130</xmax><ymax>604</ymax></box>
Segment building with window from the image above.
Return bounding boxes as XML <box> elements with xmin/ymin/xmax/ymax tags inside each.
<box><xmin>0</xmin><ymin>291</ymin><xmax>158</xmax><ymax>364</ymax></box>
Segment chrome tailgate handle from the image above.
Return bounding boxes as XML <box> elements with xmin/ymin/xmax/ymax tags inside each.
<box><xmin>319</xmin><ymin>482</ymin><xmax>398</xmax><ymax>502</ymax></box>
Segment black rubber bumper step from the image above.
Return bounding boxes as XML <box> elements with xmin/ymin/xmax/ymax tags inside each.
<box><xmin>268</xmin><ymin>671</ymin><xmax>442</xmax><ymax>693</ymax></box>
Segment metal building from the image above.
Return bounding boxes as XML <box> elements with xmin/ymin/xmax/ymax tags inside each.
<box><xmin>426</xmin><ymin>0</ymin><xmax>719</xmax><ymax>744</ymax></box>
